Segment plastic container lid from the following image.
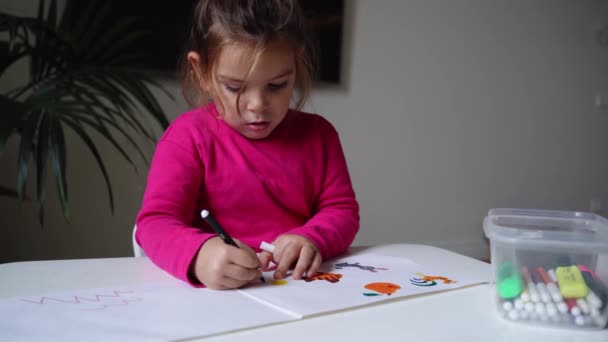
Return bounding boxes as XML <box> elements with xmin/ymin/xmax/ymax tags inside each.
<box><xmin>483</xmin><ymin>208</ymin><xmax>608</xmax><ymax>251</ymax></box>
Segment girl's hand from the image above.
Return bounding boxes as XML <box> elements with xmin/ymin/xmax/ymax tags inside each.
<box><xmin>193</xmin><ymin>236</ymin><xmax>263</xmax><ymax>289</ymax></box>
<box><xmin>258</xmin><ymin>234</ymin><xmax>322</xmax><ymax>280</ymax></box>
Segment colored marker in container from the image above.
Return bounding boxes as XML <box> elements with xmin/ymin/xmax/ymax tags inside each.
<box><xmin>524</xmin><ymin>300</ymin><xmax>535</xmax><ymax>313</ymax></box>
<box><xmin>534</xmin><ymin>301</ymin><xmax>547</xmax><ymax>320</ymax></box>
<box><xmin>566</xmin><ymin>298</ymin><xmax>582</xmax><ymax>316</ymax></box>
<box><xmin>530</xmin><ymin>268</ymin><xmax>551</xmax><ymax>303</ymax></box>
<box><xmin>548</xmin><ymin>269</ymin><xmax>558</xmax><ymax>283</ymax></box>
<box><xmin>520</xmin><ymin>289</ymin><xmax>531</xmax><ymax>303</ymax></box>
<box><xmin>578</xmin><ymin>265</ymin><xmax>607</xmax><ymax>311</ymax></box>
<box><xmin>497</xmin><ymin>262</ymin><xmax>524</xmax><ymax>300</ymax></box>
<box><xmin>502</xmin><ymin>300</ymin><xmax>514</xmax><ymax>312</ymax></box>
<box><xmin>576</xmin><ymin>298</ymin><xmax>591</xmax><ymax>315</ymax></box>
<box><xmin>521</xmin><ymin>267</ymin><xmax>540</xmax><ymax>303</ymax></box>
<box><xmin>546</xmin><ymin>268</ymin><xmax>569</xmax><ymax>314</ymax></box>
<box><xmin>537</xmin><ymin>267</ymin><xmax>563</xmax><ymax>303</ymax></box>
<box><xmin>507</xmin><ymin>309</ymin><xmax>520</xmax><ymax>321</ymax></box>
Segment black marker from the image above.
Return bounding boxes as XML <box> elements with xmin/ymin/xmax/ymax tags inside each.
<box><xmin>201</xmin><ymin>210</ymin><xmax>265</xmax><ymax>283</ymax></box>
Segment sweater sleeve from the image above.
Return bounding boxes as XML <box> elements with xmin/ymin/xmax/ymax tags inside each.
<box><xmin>135</xmin><ymin>127</ymin><xmax>215</xmax><ymax>286</ymax></box>
<box><xmin>288</xmin><ymin>118</ymin><xmax>360</xmax><ymax>258</ymax></box>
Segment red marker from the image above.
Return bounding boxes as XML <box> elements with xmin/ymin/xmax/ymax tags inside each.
<box><xmin>521</xmin><ymin>267</ymin><xmax>540</xmax><ymax>303</ymax></box>
<box><xmin>566</xmin><ymin>298</ymin><xmax>582</xmax><ymax>316</ymax></box>
<box><xmin>530</xmin><ymin>268</ymin><xmax>551</xmax><ymax>303</ymax></box>
<box><xmin>537</xmin><ymin>267</ymin><xmax>563</xmax><ymax>303</ymax></box>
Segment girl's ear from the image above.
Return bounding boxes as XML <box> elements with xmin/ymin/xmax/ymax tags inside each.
<box><xmin>187</xmin><ymin>51</ymin><xmax>210</xmax><ymax>92</ymax></box>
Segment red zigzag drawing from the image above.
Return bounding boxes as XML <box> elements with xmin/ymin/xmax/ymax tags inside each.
<box><xmin>20</xmin><ymin>290</ymin><xmax>140</xmax><ymax>305</ymax></box>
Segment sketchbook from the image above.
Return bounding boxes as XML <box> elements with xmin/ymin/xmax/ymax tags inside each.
<box><xmin>0</xmin><ymin>253</ymin><xmax>488</xmax><ymax>342</ymax></box>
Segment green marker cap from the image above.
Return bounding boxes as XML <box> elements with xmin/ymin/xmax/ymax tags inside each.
<box><xmin>497</xmin><ymin>261</ymin><xmax>524</xmax><ymax>299</ymax></box>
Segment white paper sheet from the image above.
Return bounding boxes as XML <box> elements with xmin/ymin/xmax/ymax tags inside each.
<box><xmin>0</xmin><ymin>254</ymin><xmax>487</xmax><ymax>341</ymax></box>
<box><xmin>240</xmin><ymin>255</ymin><xmax>488</xmax><ymax>318</ymax></box>
<box><xmin>0</xmin><ymin>282</ymin><xmax>294</xmax><ymax>342</ymax></box>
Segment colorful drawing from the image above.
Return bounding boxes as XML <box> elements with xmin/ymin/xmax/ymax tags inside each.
<box><xmin>363</xmin><ymin>282</ymin><xmax>401</xmax><ymax>296</ymax></box>
<box><xmin>269</xmin><ymin>279</ymin><xmax>289</xmax><ymax>286</ymax></box>
<box><xmin>20</xmin><ymin>290</ymin><xmax>143</xmax><ymax>310</ymax></box>
<box><xmin>409</xmin><ymin>273</ymin><xmax>456</xmax><ymax>286</ymax></box>
<box><xmin>334</xmin><ymin>262</ymin><xmax>388</xmax><ymax>273</ymax></box>
<box><xmin>303</xmin><ymin>272</ymin><xmax>343</xmax><ymax>283</ymax></box>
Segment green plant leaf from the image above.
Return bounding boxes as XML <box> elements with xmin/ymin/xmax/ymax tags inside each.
<box><xmin>17</xmin><ymin>111</ymin><xmax>42</xmax><ymax>202</ymax></box>
<box><xmin>109</xmin><ymin>72</ymin><xmax>170</xmax><ymax>129</ymax></box>
<box><xmin>60</xmin><ymin>118</ymin><xmax>115</xmax><ymax>213</ymax></box>
<box><xmin>83</xmin><ymin>19</ymin><xmax>138</xmax><ymax>63</ymax></box>
<box><xmin>35</xmin><ymin>112</ymin><xmax>51</xmax><ymax>225</ymax></box>
<box><xmin>81</xmin><ymin>72</ymin><xmax>158</xmax><ymax>140</ymax></box>
<box><xmin>33</xmin><ymin>0</ymin><xmax>46</xmax><ymax>82</ymax></box>
<box><xmin>57</xmin><ymin>0</ymin><xmax>73</xmax><ymax>33</ymax></box>
<box><xmin>46</xmin><ymin>0</ymin><xmax>57</xmax><ymax>31</ymax></box>
<box><xmin>74</xmin><ymin>1</ymin><xmax>111</xmax><ymax>54</ymax></box>
<box><xmin>1</xmin><ymin>0</ymin><xmax>172</xmax><ymax>224</ymax></box>
<box><xmin>49</xmin><ymin>114</ymin><xmax>69</xmax><ymax>220</ymax></box>
<box><xmin>27</xmin><ymin>74</ymin><xmax>153</xmax><ymax>166</ymax></box>
<box><xmin>70</xmin><ymin>71</ymin><xmax>150</xmax><ymax>135</ymax></box>
<box><xmin>95</xmin><ymin>30</ymin><xmax>148</xmax><ymax>65</ymax></box>
<box><xmin>63</xmin><ymin>0</ymin><xmax>101</xmax><ymax>48</ymax></box>
<box><xmin>60</xmin><ymin>111</ymin><xmax>145</xmax><ymax>172</ymax></box>
<box><xmin>60</xmin><ymin>73</ymin><xmax>158</xmax><ymax>147</ymax></box>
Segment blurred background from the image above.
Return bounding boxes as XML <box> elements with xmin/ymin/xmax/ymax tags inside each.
<box><xmin>1</xmin><ymin>0</ymin><xmax>607</xmax><ymax>263</ymax></box>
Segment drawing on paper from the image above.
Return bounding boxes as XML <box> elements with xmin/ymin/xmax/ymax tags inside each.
<box><xmin>303</xmin><ymin>272</ymin><xmax>343</xmax><ymax>283</ymax></box>
<box><xmin>20</xmin><ymin>290</ymin><xmax>143</xmax><ymax>310</ymax></box>
<box><xmin>269</xmin><ymin>279</ymin><xmax>289</xmax><ymax>286</ymax></box>
<box><xmin>334</xmin><ymin>261</ymin><xmax>388</xmax><ymax>273</ymax></box>
<box><xmin>409</xmin><ymin>273</ymin><xmax>456</xmax><ymax>286</ymax></box>
<box><xmin>363</xmin><ymin>282</ymin><xmax>401</xmax><ymax>296</ymax></box>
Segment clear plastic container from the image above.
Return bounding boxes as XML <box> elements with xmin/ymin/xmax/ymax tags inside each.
<box><xmin>483</xmin><ymin>208</ymin><xmax>608</xmax><ymax>329</ymax></box>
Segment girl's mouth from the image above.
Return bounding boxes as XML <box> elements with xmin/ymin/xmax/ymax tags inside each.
<box><xmin>246</xmin><ymin>122</ymin><xmax>270</xmax><ymax>132</ymax></box>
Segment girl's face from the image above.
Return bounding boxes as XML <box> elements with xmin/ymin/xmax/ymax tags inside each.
<box><xmin>205</xmin><ymin>42</ymin><xmax>297</xmax><ymax>140</ymax></box>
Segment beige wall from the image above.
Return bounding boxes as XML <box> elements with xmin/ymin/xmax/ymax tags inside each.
<box><xmin>2</xmin><ymin>0</ymin><xmax>608</xmax><ymax>262</ymax></box>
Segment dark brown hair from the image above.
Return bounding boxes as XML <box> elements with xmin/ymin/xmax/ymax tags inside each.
<box><xmin>179</xmin><ymin>0</ymin><xmax>316</xmax><ymax>110</ymax></box>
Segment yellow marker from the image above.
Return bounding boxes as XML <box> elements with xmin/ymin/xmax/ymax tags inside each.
<box><xmin>555</xmin><ymin>266</ymin><xmax>589</xmax><ymax>298</ymax></box>
<box><xmin>269</xmin><ymin>279</ymin><xmax>288</xmax><ymax>286</ymax></box>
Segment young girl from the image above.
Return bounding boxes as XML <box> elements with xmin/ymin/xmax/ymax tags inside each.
<box><xmin>136</xmin><ymin>0</ymin><xmax>359</xmax><ymax>290</ymax></box>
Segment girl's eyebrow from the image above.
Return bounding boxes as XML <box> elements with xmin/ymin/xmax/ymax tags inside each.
<box><xmin>216</xmin><ymin>75</ymin><xmax>243</xmax><ymax>83</ymax></box>
<box><xmin>269</xmin><ymin>69</ymin><xmax>294</xmax><ymax>80</ymax></box>
<box><xmin>216</xmin><ymin>69</ymin><xmax>294</xmax><ymax>83</ymax></box>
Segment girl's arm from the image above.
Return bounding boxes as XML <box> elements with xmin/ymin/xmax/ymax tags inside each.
<box><xmin>135</xmin><ymin>133</ymin><xmax>214</xmax><ymax>285</ymax></box>
<box><xmin>288</xmin><ymin>118</ymin><xmax>360</xmax><ymax>259</ymax></box>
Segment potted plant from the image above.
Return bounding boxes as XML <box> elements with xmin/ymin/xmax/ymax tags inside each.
<box><xmin>0</xmin><ymin>0</ymin><xmax>170</xmax><ymax>225</ymax></box>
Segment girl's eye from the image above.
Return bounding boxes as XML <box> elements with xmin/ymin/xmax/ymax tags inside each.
<box><xmin>224</xmin><ymin>85</ymin><xmax>240</xmax><ymax>93</ymax></box>
<box><xmin>268</xmin><ymin>82</ymin><xmax>287</xmax><ymax>91</ymax></box>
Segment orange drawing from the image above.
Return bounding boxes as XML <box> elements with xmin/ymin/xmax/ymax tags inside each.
<box><xmin>410</xmin><ymin>273</ymin><xmax>456</xmax><ymax>286</ymax></box>
<box><xmin>303</xmin><ymin>272</ymin><xmax>343</xmax><ymax>283</ymax></box>
<box><xmin>363</xmin><ymin>282</ymin><xmax>401</xmax><ymax>296</ymax></box>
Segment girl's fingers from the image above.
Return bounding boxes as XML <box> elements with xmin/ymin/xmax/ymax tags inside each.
<box><xmin>306</xmin><ymin>253</ymin><xmax>323</xmax><ymax>278</ymax></box>
<box><xmin>292</xmin><ymin>246</ymin><xmax>316</xmax><ymax>280</ymax></box>
<box><xmin>274</xmin><ymin>245</ymin><xmax>298</xmax><ymax>279</ymax></box>
<box><xmin>223</xmin><ymin>263</ymin><xmax>263</xmax><ymax>282</ymax></box>
<box><xmin>229</xmin><ymin>243</ymin><xmax>261</xmax><ymax>269</ymax></box>
<box><xmin>220</xmin><ymin>276</ymin><xmax>250</xmax><ymax>289</ymax></box>
<box><xmin>258</xmin><ymin>251</ymin><xmax>273</xmax><ymax>270</ymax></box>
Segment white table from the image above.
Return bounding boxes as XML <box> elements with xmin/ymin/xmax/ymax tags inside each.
<box><xmin>1</xmin><ymin>244</ymin><xmax>606</xmax><ymax>341</ymax></box>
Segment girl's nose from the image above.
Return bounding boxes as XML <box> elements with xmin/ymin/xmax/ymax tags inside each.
<box><xmin>246</xmin><ymin>91</ymin><xmax>267</xmax><ymax>113</ymax></box>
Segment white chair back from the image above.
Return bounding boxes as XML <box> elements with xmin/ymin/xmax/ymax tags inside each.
<box><xmin>132</xmin><ymin>225</ymin><xmax>146</xmax><ymax>257</ymax></box>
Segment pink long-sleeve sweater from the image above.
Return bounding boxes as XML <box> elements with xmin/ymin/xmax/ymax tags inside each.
<box><xmin>136</xmin><ymin>103</ymin><xmax>359</xmax><ymax>285</ymax></box>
